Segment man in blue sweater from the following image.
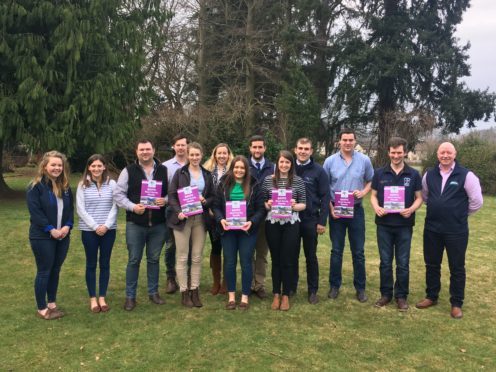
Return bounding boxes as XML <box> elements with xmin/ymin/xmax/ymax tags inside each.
<box><xmin>416</xmin><ymin>142</ymin><xmax>483</xmax><ymax>319</ymax></box>
<box><xmin>292</xmin><ymin>138</ymin><xmax>330</xmax><ymax>304</ymax></box>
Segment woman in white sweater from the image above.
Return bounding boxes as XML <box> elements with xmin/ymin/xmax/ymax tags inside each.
<box><xmin>77</xmin><ymin>154</ymin><xmax>118</xmax><ymax>313</ymax></box>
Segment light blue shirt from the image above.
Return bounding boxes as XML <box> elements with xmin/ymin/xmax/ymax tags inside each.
<box><xmin>190</xmin><ymin>170</ymin><xmax>205</xmax><ymax>194</ymax></box>
<box><xmin>323</xmin><ymin>150</ymin><xmax>374</xmax><ymax>204</ymax></box>
<box><xmin>251</xmin><ymin>157</ymin><xmax>265</xmax><ymax>169</ymax></box>
<box><xmin>162</xmin><ymin>156</ymin><xmax>186</xmax><ymax>184</ymax></box>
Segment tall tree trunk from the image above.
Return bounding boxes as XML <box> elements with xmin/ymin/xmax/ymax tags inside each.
<box><xmin>197</xmin><ymin>0</ymin><xmax>208</xmax><ymax>140</ymax></box>
<box><xmin>244</xmin><ymin>0</ymin><xmax>256</xmax><ymax>137</ymax></box>
<box><xmin>0</xmin><ymin>138</ymin><xmax>13</xmax><ymax>196</ymax></box>
<box><xmin>375</xmin><ymin>0</ymin><xmax>397</xmax><ymax>167</ymax></box>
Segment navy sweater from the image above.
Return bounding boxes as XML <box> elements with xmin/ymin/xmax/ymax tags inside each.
<box><xmin>27</xmin><ymin>178</ymin><xmax>74</xmax><ymax>240</ymax></box>
<box><xmin>295</xmin><ymin>158</ymin><xmax>330</xmax><ymax>226</ymax></box>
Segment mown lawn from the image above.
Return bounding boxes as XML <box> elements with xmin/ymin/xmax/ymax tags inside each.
<box><xmin>1</xmin><ymin>169</ymin><xmax>494</xmax><ymax>370</ymax></box>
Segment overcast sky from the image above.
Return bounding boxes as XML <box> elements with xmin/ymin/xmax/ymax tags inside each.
<box><xmin>456</xmin><ymin>0</ymin><xmax>496</xmax><ymax>131</ymax></box>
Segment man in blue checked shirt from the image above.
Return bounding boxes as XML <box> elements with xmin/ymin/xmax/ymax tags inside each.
<box><xmin>323</xmin><ymin>128</ymin><xmax>374</xmax><ymax>303</ymax></box>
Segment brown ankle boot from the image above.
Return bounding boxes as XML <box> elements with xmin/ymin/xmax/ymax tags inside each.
<box><xmin>280</xmin><ymin>295</ymin><xmax>290</xmax><ymax>311</ymax></box>
<box><xmin>190</xmin><ymin>288</ymin><xmax>203</xmax><ymax>307</ymax></box>
<box><xmin>219</xmin><ymin>277</ymin><xmax>227</xmax><ymax>294</ymax></box>
<box><xmin>181</xmin><ymin>290</ymin><xmax>194</xmax><ymax>308</ymax></box>
<box><xmin>210</xmin><ymin>254</ymin><xmax>221</xmax><ymax>295</ymax></box>
<box><xmin>271</xmin><ymin>294</ymin><xmax>281</xmax><ymax>310</ymax></box>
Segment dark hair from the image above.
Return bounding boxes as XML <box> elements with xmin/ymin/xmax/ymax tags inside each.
<box><xmin>273</xmin><ymin>150</ymin><xmax>295</xmax><ymax>188</ymax></box>
<box><xmin>388</xmin><ymin>137</ymin><xmax>407</xmax><ymax>152</ymax></box>
<box><xmin>249</xmin><ymin>135</ymin><xmax>265</xmax><ymax>146</ymax></box>
<box><xmin>223</xmin><ymin>155</ymin><xmax>251</xmax><ymax>198</ymax></box>
<box><xmin>338</xmin><ymin>128</ymin><xmax>356</xmax><ymax>140</ymax></box>
<box><xmin>135</xmin><ymin>139</ymin><xmax>154</xmax><ymax>149</ymax></box>
<box><xmin>172</xmin><ymin>134</ymin><xmax>189</xmax><ymax>145</ymax></box>
<box><xmin>296</xmin><ymin>137</ymin><xmax>312</xmax><ymax>147</ymax></box>
<box><xmin>81</xmin><ymin>154</ymin><xmax>110</xmax><ymax>187</ymax></box>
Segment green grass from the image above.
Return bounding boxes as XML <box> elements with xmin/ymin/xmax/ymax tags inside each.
<box><xmin>1</xmin><ymin>170</ymin><xmax>495</xmax><ymax>370</ymax></box>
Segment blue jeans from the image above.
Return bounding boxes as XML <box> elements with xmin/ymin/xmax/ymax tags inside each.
<box><xmin>221</xmin><ymin>230</ymin><xmax>258</xmax><ymax>295</ymax></box>
<box><xmin>81</xmin><ymin>230</ymin><xmax>116</xmax><ymax>297</ymax></box>
<box><xmin>377</xmin><ymin>225</ymin><xmax>412</xmax><ymax>299</ymax></box>
<box><xmin>30</xmin><ymin>237</ymin><xmax>70</xmax><ymax>310</ymax></box>
<box><xmin>329</xmin><ymin>204</ymin><xmax>366</xmax><ymax>291</ymax></box>
<box><xmin>125</xmin><ymin>222</ymin><xmax>166</xmax><ymax>298</ymax></box>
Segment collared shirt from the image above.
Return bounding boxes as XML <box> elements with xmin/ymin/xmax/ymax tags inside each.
<box><xmin>372</xmin><ymin>163</ymin><xmax>422</xmax><ymax>226</ymax></box>
<box><xmin>162</xmin><ymin>156</ymin><xmax>186</xmax><ymax>185</ymax></box>
<box><xmin>296</xmin><ymin>159</ymin><xmax>311</xmax><ymax>166</ymax></box>
<box><xmin>251</xmin><ymin>157</ymin><xmax>265</xmax><ymax>170</ymax></box>
<box><xmin>323</xmin><ymin>150</ymin><xmax>374</xmax><ymax>203</ymax></box>
<box><xmin>114</xmin><ymin>160</ymin><xmax>158</xmax><ymax>212</ymax></box>
<box><xmin>422</xmin><ymin>163</ymin><xmax>483</xmax><ymax>215</ymax></box>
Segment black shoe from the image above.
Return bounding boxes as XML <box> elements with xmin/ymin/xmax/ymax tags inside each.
<box><xmin>124</xmin><ymin>297</ymin><xmax>136</xmax><ymax>311</ymax></box>
<box><xmin>308</xmin><ymin>292</ymin><xmax>319</xmax><ymax>305</ymax></box>
<box><xmin>149</xmin><ymin>293</ymin><xmax>165</xmax><ymax>305</ymax></box>
<box><xmin>374</xmin><ymin>296</ymin><xmax>392</xmax><ymax>308</ymax></box>
<box><xmin>356</xmin><ymin>290</ymin><xmax>368</xmax><ymax>303</ymax></box>
<box><xmin>252</xmin><ymin>288</ymin><xmax>267</xmax><ymax>300</ymax></box>
<box><xmin>328</xmin><ymin>287</ymin><xmax>339</xmax><ymax>299</ymax></box>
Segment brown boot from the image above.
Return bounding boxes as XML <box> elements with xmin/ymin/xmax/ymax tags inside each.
<box><xmin>280</xmin><ymin>295</ymin><xmax>290</xmax><ymax>311</ymax></box>
<box><xmin>190</xmin><ymin>288</ymin><xmax>203</xmax><ymax>308</ymax></box>
<box><xmin>210</xmin><ymin>254</ymin><xmax>221</xmax><ymax>295</ymax></box>
<box><xmin>271</xmin><ymin>294</ymin><xmax>281</xmax><ymax>310</ymax></box>
<box><xmin>181</xmin><ymin>290</ymin><xmax>194</xmax><ymax>308</ymax></box>
<box><xmin>219</xmin><ymin>277</ymin><xmax>227</xmax><ymax>294</ymax></box>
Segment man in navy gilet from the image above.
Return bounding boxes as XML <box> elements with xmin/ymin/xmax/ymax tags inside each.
<box><xmin>114</xmin><ymin>139</ymin><xmax>168</xmax><ymax>311</ymax></box>
<box><xmin>416</xmin><ymin>142</ymin><xmax>483</xmax><ymax>319</ymax></box>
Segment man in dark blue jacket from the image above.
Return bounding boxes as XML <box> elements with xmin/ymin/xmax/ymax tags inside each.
<box><xmin>248</xmin><ymin>135</ymin><xmax>274</xmax><ymax>299</ymax></box>
<box><xmin>416</xmin><ymin>142</ymin><xmax>483</xmax><ymax>319</ymax></box>
<box><xmin>292</xmin><ymin>138</ymin><xmax>330</xmax><ymax>304</ymax></box>
<box><xmin>370</xmin><ymin>137</ymin><xmax>423</xmax><ymax>311</ymax></box>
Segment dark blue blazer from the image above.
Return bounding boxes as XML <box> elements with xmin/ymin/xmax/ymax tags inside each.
<box><xmin>27</xmin><ymin>178</ymin><xmax>74</xmax><ymax>240</ymax></box>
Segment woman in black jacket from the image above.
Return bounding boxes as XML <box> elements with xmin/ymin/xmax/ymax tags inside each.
<box><xmin>27</xmin><ymin>151</ymin><xmax>74</xmax><ymax>320</ymax></box>
<box><xmin>213</xmin><ymin>155</ymin><xmax>266</xmax><ymax>310</ymax></box>
<box><xmin>167</xmin><ymin>142</ymin><xmax>214</xmax><ymax>308</ymax></box>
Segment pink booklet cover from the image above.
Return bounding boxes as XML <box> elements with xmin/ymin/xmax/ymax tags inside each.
<box><xmin>271</xmin><ymin>188</ymin><xmax>292</xmax><ymax>219</ymax></box>
<box><xmin>226</xmin><ymin>200</ymin><xmax>247</xmax><ymax>230</ymax></box>
<box><xmin>178</xmin><ymin>186</ymin><xmax>203</xmax><ymax>216</ymax></box>
<box><xmin>334</xmin><ymin>190</ymin><xmax>354</xmax><ymax>218</ymax></box>
<box><xmin>140</xmin><ymin>180</ymin><xmax>162</xmax><ymax>209</ymax></box>
<box><xmin>384</xmin><ymin>186</ymin><xmax>405</xmax><ymax>213</ymax></box>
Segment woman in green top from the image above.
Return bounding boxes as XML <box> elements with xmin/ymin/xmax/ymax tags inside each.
<box><xmin>212</xmin><ymin>156</ymin><xmax>266</xmax><ymax>310</ymax></box>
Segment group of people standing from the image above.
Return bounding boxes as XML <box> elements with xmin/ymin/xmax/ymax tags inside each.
<box><xmin>27</xmin><ymin>129</ymin><xmax>483</xmax><ymax>320</ymax></box>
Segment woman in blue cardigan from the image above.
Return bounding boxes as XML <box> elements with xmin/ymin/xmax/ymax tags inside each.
<box><xmin>27</xmin><ymin>151</ymin><xmax>74</xmax><ymax>320</ymax></box>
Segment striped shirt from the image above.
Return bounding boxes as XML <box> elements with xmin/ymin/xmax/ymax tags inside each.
<box><xmin>261</xmin><ymin>175</ymin><xmax>306</xmax><ymax>224</ymax></box>
<box><xmin>77</xmin><ymin>179</ymin><xmax>118</xmax><ymax>231</ymax></box>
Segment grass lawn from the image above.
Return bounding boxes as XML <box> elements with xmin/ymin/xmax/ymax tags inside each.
<box><xmin>1</xmin><ymin>168</ymin><xmax>495</xmax><ymax>370</ymax></box>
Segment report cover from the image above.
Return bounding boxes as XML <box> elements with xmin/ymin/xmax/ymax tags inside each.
<box><xmin>334</xmin><ymin>190</ymin><xmax>354</xmax><ymax>218</ymax></box>
<box><xmin>226</xmin><ymin>200</ymin><xmax>247</xmax><ymax>230</ymax></box>
<box><xmin>383</xmin><ymin>186</ymin><xmax>405</xmax><ymax>213</ymax></box>
<box><xmin>140</xmin><ymin>180</ymin><xmax>162</xmax><ymax>209</ymax></box>
<box><xmin>271</xmin><ymin>188</ymin><xmax>293</xmax><ymax>219</ymax></box>
<box><xmin>178</xmin><ymin>186</ymin><xmax>203</xmax><ymax>216</ymax></box>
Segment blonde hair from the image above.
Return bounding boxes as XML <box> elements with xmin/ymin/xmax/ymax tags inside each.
<box><xmin>32</xmin><ymin>151</ymin><xmax>70</xmax><ymax>197</ymax></box>
<box><xmin>203</xmin><ymin>143</ymin><xmax>233</xmax><ymax>171</ymax></box>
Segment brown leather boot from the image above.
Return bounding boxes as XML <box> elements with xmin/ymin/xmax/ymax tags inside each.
<box><xmin>280</xmin><ymin>295</ymin><xmax>290</xmax><ymax>311</ymax></box>
<box><xmin>210</xmin><ymin>254</ymin><xmax>221</xmax><ymax>295</ymax></box>
<box><xmin>271</xmin><ymin>294</ymin><xmax>281</xmax><ymax>310</ymax></box>
<box><xmin>190</xmin><ymin>288</ymin><xmax>203</xmax><ymax>308</ymax></box>
<box><xmin>181</xmin><ymin>290</ymin><xmax>194</xmax><ymax>308</ymax></box>
<box><xmin>219</xmin><ymin>278</ymin><xmax>227</xmax><ymax>294</ymax></box>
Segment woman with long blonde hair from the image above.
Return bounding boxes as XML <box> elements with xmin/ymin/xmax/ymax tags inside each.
<box><xmin>27</xmin><ymin>151</ymin><xmax>74</xmax><ymax>320</ymax></box>
<box><xmin>203</xmin><ymin>143</ymin><xmax>233</xmax><ymax>294</ymax></box>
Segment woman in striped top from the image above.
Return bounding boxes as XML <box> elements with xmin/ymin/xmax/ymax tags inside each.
<box><xmin>76</xmin><ymin>154</ymin><xmax>118</xmax><ymax>313</ymax></box>
<box><xmin>262</xmin><ymin>150</ymin><xmax>306</xmax><ymax>311</ymax></box>
<box><xmin>203</xmin><ymin>143</ymin><xmax>233</xmax><ymax>295</ymax></box>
